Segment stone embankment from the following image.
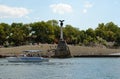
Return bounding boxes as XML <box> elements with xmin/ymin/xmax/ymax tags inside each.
<box><xmin>0</xmin><ymin>44</ymin><xmax>120</xmax><ymax>58</ymax></box>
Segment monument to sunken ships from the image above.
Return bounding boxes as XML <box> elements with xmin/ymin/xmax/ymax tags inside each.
<box><xmin>54</xmin><ymin>20</ymin><xmax>71</xmax><ymax>58</ymax></box>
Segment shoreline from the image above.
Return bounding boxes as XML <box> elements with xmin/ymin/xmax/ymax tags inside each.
<box><xmin>0</xmin><ymin>44</ymin><xmax>120</xmax><ymax>58</ymax></box>
<box><xmin>1</xmin><ymin>55</ymin><xmax>120</xmax><ymax>58</ymax></box>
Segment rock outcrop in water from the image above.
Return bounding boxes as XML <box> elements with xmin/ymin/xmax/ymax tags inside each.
<box><xmin>53</xmin><ymin>20</ymin><xmax>71</xmax><ymax>58</ymax></box>
<box><xmin>54</xmin><ymin>40</ymin><xmax>71</xmax><ymax>58</ymax></box>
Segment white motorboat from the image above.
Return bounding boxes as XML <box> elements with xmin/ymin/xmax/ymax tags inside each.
<box><xmin>6</xmin><ymin>50</ymin><xmax>49</xmax><ymax>62</ymax></box>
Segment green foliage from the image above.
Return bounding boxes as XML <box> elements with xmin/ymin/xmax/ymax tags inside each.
<box><xmin>86</xmin><ymin>28</ymin><xmax>95</xmax><ymax>38</ymax></box>
<box><xmin>96</xmin><ymin>36</ymin><xmax>107</xmax><ymax>46</ymax></box>
<box><xmin>114</xmin><ymin>28</ymin><xmax>120</xmax><ymax>46</ymax></box>
<box><xmin>0</xmin><ymin>23</ymin><xmax>10</xmax><ymax>45</ymax></box>
<box><xmin>0</xmin><ymin>20</ymin><xmax>120</xmax><ymax>47</ymax></box>
<box><xmin>64</xmin><ymin>25</ymin><xmax>80</xmax><ymax>44</ymax></box>
<box><xmin>8</xmin><ymin>23</ymin><xmax>29</xmax><ymax>46</ymax></box>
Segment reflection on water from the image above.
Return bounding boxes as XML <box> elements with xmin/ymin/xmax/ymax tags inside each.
<box><xmin>0</xmin><ymin>58</ymin><xmax>120</xmax><ymax>79</ymax></box>
<box><xmin>0</xmin><ymin>58</ymin><xmax>74</xmax><ymax>66</ymax></box>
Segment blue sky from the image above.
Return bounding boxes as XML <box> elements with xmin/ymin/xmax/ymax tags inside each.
<box><xmin>0</xmin><ymin>0</ymin><xmax>120</xmax><ymax>30</ymax></box>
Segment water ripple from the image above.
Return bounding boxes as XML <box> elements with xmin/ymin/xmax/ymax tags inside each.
<box><xmin>0</xmin><ymin>58</ymin><xmax>120</xmax><ymax>79</ymax></box>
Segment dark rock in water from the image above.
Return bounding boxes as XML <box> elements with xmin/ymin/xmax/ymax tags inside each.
<box><xmin>54</xmin><ymin>40</ymin><xmax>71</xmax><ymax>58</ymax></box>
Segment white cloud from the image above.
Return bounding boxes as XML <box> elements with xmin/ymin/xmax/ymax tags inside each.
<box><xmin>82</xmin><ymin>1</ymin><xmax>93</xmax><ymax>14</ymax></box>
<box><xmin>50</xmin><ymin>3</ymin><xmax>73</xmax><ymax>14</ymax></box>
<box><xmin>0</xmin><ymin>5</ymin><xmax>29</xmax><ymax>18</ymax></box>
<box><xmin>84</xmin><ymin>1</ymin><xmax>93</xmax><ymax>8</ymax></box>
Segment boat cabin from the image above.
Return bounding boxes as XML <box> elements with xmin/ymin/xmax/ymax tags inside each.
<box><xmin>22</xmin><ymin>50</ymin><xmax>43</xmax><ymax>57</ymax></box>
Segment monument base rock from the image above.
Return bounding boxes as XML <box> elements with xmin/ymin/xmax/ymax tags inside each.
<box><xmin>54</xmin><ymin>40</ymin><xmax>71</xmax><ymax>58</ymax></box>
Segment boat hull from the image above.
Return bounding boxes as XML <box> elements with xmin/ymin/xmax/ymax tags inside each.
<box><xmin>6</xmin><ymin>57</ymin><xmax>49</xmax><ymax>62</ymax></box>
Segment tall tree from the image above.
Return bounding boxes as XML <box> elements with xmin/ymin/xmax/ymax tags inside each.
<box><xmin>9</xmin><ymin>23</ymin><xmax>27</xmax><ymax>46</ymax></box>
<box><xmin>0</xmin><ymin>23</ymin><xmax>10</xmax><ymax>45</ymax></box>
<box><xmin>64</xmin><ymin>25</ymin><xmax>80</xmax><ymax>44</ymax></box>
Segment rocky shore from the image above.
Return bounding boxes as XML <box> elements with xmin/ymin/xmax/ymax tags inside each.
<box><xmin>0</xmin><ymin>44</ymin><xmax>120</xmax><ymax>58</ymax></box>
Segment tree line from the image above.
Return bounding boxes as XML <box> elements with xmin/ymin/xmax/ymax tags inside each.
<box><xmin>0</xmin><ymin>20</ymin><xmax>120</xmax><ymax>48</ymax></box>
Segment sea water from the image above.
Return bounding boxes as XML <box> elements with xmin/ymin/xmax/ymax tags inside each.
<box><xmin>0</xmin><ymin>58</ymin><xmax>120</xmax><ymax>79</ymax></box>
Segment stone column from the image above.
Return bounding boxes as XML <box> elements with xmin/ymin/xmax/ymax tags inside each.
<box><xmin>59</xmin><ymin>20</ymin><xmax>64</xmax><ymax>40</ymax></box>
<box><xmin>54</xmin><ymin>20</ymin><xmax>71</xmax><ymax>58</ymax></box>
